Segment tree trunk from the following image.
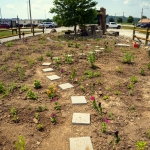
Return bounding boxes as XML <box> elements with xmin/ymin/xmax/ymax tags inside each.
<box><xmin>74</xmin><ymin>24</ymin><xmax>76</xmax><ymax>35</ymax></box>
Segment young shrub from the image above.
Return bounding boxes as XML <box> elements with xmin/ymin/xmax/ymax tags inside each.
<box><xmin>37</xmin><ymin>124</ymin><xmax>44</xmax><ymax>131</ymax></box>
<box><xmin>34</xmin><ymin>80</ymin><xmax>41</xmax><ymax>89</ymax></box>
<box><xmin>136</xmin><ymin>141</ymin><xmax>147</xmax><ymax>150</ymax></box>
<box><xmin>27</xmin><ymin>89</ymin><xmax>38</xmax><ymax>100</ymax></box>
<box><xmin>140</xmin><ymin>68</ymin><xmax>145</xmax><ymax>76</ymax></box>
<box><xmin>130</xmin><ymin>76</ymin><xmax>138</xmax><ymax>83</ymax></box>
<box><xmin>87</xmin><ymin>53</ymin><xmax>96</xmax><ymax>68</ymax></box>
<box><xmin>46</xmin><ymin>84</ymin><xmax>57</xmax><ymax>100</ymax></box>
<box><xmin>122</xmin><ymin>52</ymin><xmax>134</xmax><ymax>64</ymax></box>
<box><xmin>15</xmin><ymin>136</ymin><xmax>25</xmax><ymax>150</ymax></box>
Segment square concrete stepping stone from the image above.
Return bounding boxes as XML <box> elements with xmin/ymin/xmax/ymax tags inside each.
<box><xmin>52</xmin><ymin>57</ymin><xmax>59</xmax><ymax>60</ymax></box>
<box><xmin>70</xmin><ymin>137</ymin><xmax>93</xmax><ymax>150</ymax></box>
<box><xmin>59</xmin><ymin>83</ymin><xmax>73</xmax><ymax>90</ymax></box>
<box><xmin>95</xmin><ymin>46</ymin><xmax>100</xmax><ymax>48</ymax></box>
<box><xmin>47</xmin><ymin>75</ymin><xmax>60</xmax><ymax>80</ymax></box>
<box><xmin>79</xmin><ymin>53</ymin><xmax>85</xmax><ymax>56</ymax></box>
<box><xmin>67</xmin><ymin>54</ymin><xmax>73</xmax><ymax>57</ymax></box>
<box><xmin>72</xmin><ymin>113</ymin><xmax>90</xmax><ymax>125</ymax></box>
<box><xmin>115</xmin><ymin>44</ymin><xmax>130</xmax><ymax>47</ymax></box>
<box><xmin>71</xmin><ymin>96</ymin><xmax>87</xmax><ymax>104</ymax></box>
<box><xmin>42</xmin><ymin>62</ymin><xmax>51</xmax><ymax>66</ymax></box>
<box><xmin>100</xmin><ymin>48</ymin><xmax>105</xmax><ymax>50</ymax></box>
<box><xmin>94</xmin><ymin>50</ymin><xmax>101</xmax><ymax>52</ymax></box>
<box><xmin>86</xmin><ymin>44</ymin><xmax>91</xmax><ymax>46</ymax></box>
<box><xmin>88</xmin><ymin>51</ymin><xmax>95</xmax><ymax>54</ymax></box>
<box><xmin>42</xmin><ymin>68</ymin><xmax>53</xmax><ymax>72</ymax></box>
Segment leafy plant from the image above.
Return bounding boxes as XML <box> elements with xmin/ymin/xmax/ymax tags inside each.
<box><xmin>54</xmin><ymin>57</ymin><xmax>61</xmax><ymax>68</ymax></box>
<box><xmin>27</xmin><ymin>89</ymin><xmax>38</xmax><ymax>100</ymax></box>
<box><xmin>80</xmin><ymin>85</ymin><xmax>85</xmax><ymax>93</ymax></box>
<box><xmin>147</xmin><ymin>62</ymin><xmax>150</xmax><ymax>70</ymax></box>
<box><xmin>70</xmin><ymin>69</ymin><xmax>76</xmax><ymax>81</ymax></box>
<box><xmin>37</xmin><ymin>105</ymin><xmax>47</xmax><ymax>112</ymax></box>
<box><xmin>35</xmin><ymin>113</ymin><xmax>39</xmax><ymax>120</ymax></box>
<box><xmin>46</xmin><ymin>84</ymin><xmax>57</xmax><ymax>100</ymax></box>
<box><xmin>38</xmin><ymin>55</ymin><xmax>43</xmax><ymax>61</ymax></box>
<box><xmin>9</xmin><ymin>82</ymin><xmax>17</xmax><ymax>92</ymax></box>
<box><xmin>10</xmin><ymin>106</ymin><xmax>17</xmax><ymax>116</ymax></box>
<box><xmin>128</xmin><ymin>83</ymin><xmax>133</xmax><ymax>90</ymax></box>
<box><xmin>0</xmin><ymin>82</ymin><xmax>5</xmax><ymax>93</ymax></box>
<box><xmin>51</xmin><ymin>113</ymin><xmax>56</xmax><ymax>124</ymax></box>
<box><xmin>15</xmin><ymin>136</ymin><xmax>25</xmax><ymax>150</ymax></box>
<box><xmin>34</xmin><ymin>80</ymin><xmax>41</xmax><ymax>89</ymax></box>
<box><xmin>6</xmin><ymin>41</ymin><xmax>14</xmax><ymax>47</ymax></box>
<box><xmin>54</xmin><ymin>101</ymin><xmax>61</xmax><ymax>110</ymax></box>
<box><xmin>20</xmin><ymin>85</ymin><xmax>28</xmax><ymax>92</ymax></box>
<box><xmin>114</xmin><ymin>90</ymin><xmax>120</xmax><ymax>95</ymax></box>
<box><xmin>130</xmin><ymin>76</ymin><xmax>138</xmax><ymax>83</ymax></box>
<box><xmin>122</xmin><ymin>52</ymin><xmax>134</xmax><ymax>64</ymax></box>
<box><xmin>84</xmin><ymin>70</ymin><xmax>100</xmax><ymax>78</ymax></box>
<box><xmin>140</xmin><ymin>68</ymin><xmax>145</xmax><ymax>76</ymax></box>
<box><xmin>117</xmin><ymin>66</ymin><xmax>123</xmax><ymax>73</ymax></box>
<box><xmin>65</xmin><ymin>55</ymin><xmax>72</xmax><ymax>64</ymax></box>
<box><xmin>103</xmin><ymin>95</ymin><xmax>109</xmax><ymax>100</ymax></box>
<box><xmin>12</xmin><ymin>115</ymin><xmax>19</xmax><ymax>123</ymax></box>
<box><xmin>87</xmin><ymin>53</ymin><xmax>96</xmax><ymax>68</ymax></box>
<box><xmin>101</xmin><ymin>122</ymin><xmax>107</xmax><ymax>133</ymax></box>
<box><xmin>46</xmin><ymin>51</ymin><xmax>52</xmax><ymax>57</ymax></box>
<box><xmin>136</xmin><ymin>141</ymin><xmax>147</xmax><ymax>150</ymax></box>
<box><xmin>37</xmin><ymin>124</ymin><xmax>44</xmax><ymax>131</ymax></box>
<box><xmin>75</xmin><ymin>43</ymin><xmax>80</xmax><ymax>48</ymax></box>
<box><xmin>106</xmin><ymin>86</ymin><xmax>111</xmax><ymax>92</ymax></box>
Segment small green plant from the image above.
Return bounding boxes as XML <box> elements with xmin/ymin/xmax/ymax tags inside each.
<box><xmin>87</xmin><ymin>53</ymin><xmax>96</xmax><ymax>68</ymax></box>
<box><xmin>65</xmin><ymin>55</ymin><xmax>72</xmax><ymax>64</ymax></box>
<box><xmin>10</xmin><ymin>106</ymin><xmax>17</xmax><ymax>116</ymax></box>
<box><xmin>55</xmin><ymin>57</ymin><xmax>61</xmax><ymax>68</ymax></box>
<box><xmin>34</xmin><ymin>80</ymin><xmax>41</xmax><ymax>89</ymax></box>
<box><xmin>129</xmin><ymin>89</ymin><xmax>133</xmax><ymax>96</ymax></box>
<box><xmin>26</xmin><ymin>57</ymin><xmax>36</xmax><ymax>68</ymax></box>
<box><xmin>15</xmin><ymin>136</ymin><xmax>25</xmax><ymax>150</ymax></box>
<box><xmin>37</xmin><ymin>105</ymin><xmax>47</xmax><ymax>112</ymax></box>
<box><xmin>80</xmin><ymin>85</ymin><xmax>85</xmax><ymax>93</ymax></box>
<box><xmin>46</xmin><ymin>51</ymin><xmax>52</xmax><ymax>57</ymax></box>
<box><xmin>140</xmin><ymin>68</ymin><xmax>145</xmax><ymax>76</ymax></box>
<box><xmin>18</xmin><ymin>67</ymin><xmax>25</xmax><ymax>80</ymax></box>
<box><xmin>130</xmin><ymin>76</ymin><xmax>138</xmax><ymax>83</ymax></box>
<box><xmin>75</xmin><ymin>43</ymin><xmax>80</xmax><ymax>48</ymax></box>
<box><xmin>147</xmin><ymin>129</ymin><xmax>150</xmax><ymax>139</ymax></box>
<box><xmin>54</xmin><ymin>101</ymin><xmax>61</xmax><ymax>110</ymax></box>
<box><xmin>136</xmin><ymin>141</ymin><xmax>147</xmax><ymax>150</ymax></box>
<box><xmin>128</xmin><ymin>83</ymin><xmax>133</xmax><ymax>90</ymax></box>
<box><xmin>122</xmin><ymin>52</ymin><xmax>134</xmax><ymax>64</ymax></box>
<box><xmin>114</xmin><ymin>131</ymin><xmax>120</xmax><ymax>145</ymax></box>
<box><xmin>114</xmin><ymin>90</ymin><xmax>120</xmax><ymax>95</ymax></box>
<box><xmin>0</xmin><ymin>82</ymin><xmax>5</xmax><ymax>93</ymax></box>
<box><xmin>117</xmin><ymin>66</ymin><xmax>123</xmax><ymax>73</ymax></box>
<box><xmin>129</xmin><ymin>105</ymin><xmax>136</xmax><ymax>113</ymax></box>
<box><xmin>84</xmin><ymin>70</ymin><xmax>100</xmax><ymax>78</ymax></box>
<box><xmin>147</xmin><ymin>62</ymin><xmax>150</xmax><ymax>69</ymax></box>
<box><xmin>27</xmin><ymin>89</ymin><xmax>38</xmax><ymax>100</ymax></box>
<box><xmin>70</xmin><ymin>69</ymin><xmax>76</xmax><ymax>81</ymax></box>
<box><xmin>16</xmin><ymin>53</ymin><xmax>20</xmax><ymax>59</ymax></box>
<box><xmin>103</xmin><ymin>95</ymin><xmax>109</xmax><ymax>100</ymax></box>
<box><xmin>6</xmin><ymin>41</ymin><xmax>14</xmax><ymax>47</ymax></box>
<box><xmin>20</xmin><ymin>84</ymin><xmax>28</xmax><ymax>92</ymax></box>
<box><xmin>37</xmin><ymin>124</ymin><xmax>44</xmax><ymax>131</ymax></box>
<box><xmin>101</xmin><ymin>122</ymin><xmax>107</xmax><ymax>133</ymax></box>
<box><xmin>12</xmin><ymin>115</ymin><xmax>19</xmax><ymax>123</ymax></box>
<box><xmin>35</xmin><ymin>113</ymin><xmax>39</xmax><ymax>120</ymax></box>
<box><xmin>106</xmin><ymin>86</ymin><xmax>111</xmax><ymax>92</ymax></box>
<box><xmin>97</xmin><ymin>79</ymin><xmax>102</xmax><ymax>85</ymax></box>
<box><xmin>51</xmin><ymin>113</ymin><xmax>56</xmax><ymax>124</ymax></box>
<box><xmin>8</xmin><ymin>82</ymin><xmax>17</xmax><ymax>92</ymax></box>
<box><xmin>107</xmin><ymin>112</ymin><xmax>115</xmax><ymax>120</ymax></box>
<box><xmin>38</xmin><ymin>55</ymin><xmax>43</xmax><ymax>61</ymax></box>
<box><xmin>46</xmin><ymin>84</ymin><xmax>57</xmax><ymax>100</ymax></box>
<box><xmin>1</xmin><ymin>65</ymin><xmax>8</xmax><ymax>75</ymax></box>
<box><xmin>28</xmin><ymin>106</ymin><xmax>31</xmax><ymax>110</ymax></box>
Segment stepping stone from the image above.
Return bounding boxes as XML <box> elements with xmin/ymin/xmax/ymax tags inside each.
<box><xmin>47</xmin><ymin>75</ymin><xmax>60</xmax><ymax>80</ymax></box>
<box><xmin>88</xmin><ymin>51</ymin><xmax>95</xmax><ymax>54</ymax></box>
<box><xmin>86</xmin><ymin>44</ymin><xmax>91</xmax><ymax>46</ymax></box>
<box><xmin>59</xmin><ymin>83</ymin><xmax>73</xmax><ymax>90</ymax></box>
<box><xmin>67</xmin><ymin>54</ymin><xmax>73</xmax><ymax>57</ymax></box>
<box><xmin>95</xmin><ymin>46</ymin><xmax>100</xmax><ymax>48</ymax></box>
<box><xmin>71</xmin><ymin>96</ymin><xmax>87</xmax><ymax>104</ymax></box>
<box><xmin>70</xmin><ymin>137</ymin><xmax>93</xmax><ymax>150</ymax></box>
<box><xmin>79</xmin><ymin>53</ymin><xmax>85</xmax><ymax>56</ymax></box>
<box><xmin>94</xmin><ymin>50</ymin><xmax>102</xmax><ymax>52</ymax></box>
<box><xmin>72</xmin><ymin>113</ymin><xmax>90</xmax><ymax>125</ymax></box>
<box><xmin>42</xmin><ymin>62</ymin><xmax>51</xmax><ymax>66</ymax></box>
<box><xmin>52</xmin><ymin>57</ymin><xmax>59</xmax><ymax>60</ymax></box>
<box><xmin>115</xmin><ymin>44</ymin><xmax>130</xmax><ymax>47</ymax></box>
<box><xmin>42</xmin><ymin>68</ymin><xmax>53</xmax><ymax>72</ymax></box>
<box><xmin>100</xmin><ymin>48</ymin><xmax>105</xmax><ymax>50</ymax></box>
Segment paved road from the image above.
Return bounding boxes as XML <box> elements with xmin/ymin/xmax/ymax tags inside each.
<box><xmin>0</xmin><ymin>26</ymin><xmax>147</xmax><ymax>44</ymax></box>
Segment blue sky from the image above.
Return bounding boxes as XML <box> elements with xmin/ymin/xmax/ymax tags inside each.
<box><xmin>0</xmin><ymin>0</ymin><xmax>150</xmax><ymax>20</ymax></box>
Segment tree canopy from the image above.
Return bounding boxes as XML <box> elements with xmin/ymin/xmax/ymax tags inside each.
<box><xmin>50</xmin><ymin>0</ymin><xmax>98</xmax><ymax>34</ymax></box>
<box><xmin>109</xmin><ymin>17</ymin><xmax>114</xmax><ymax>22</ymax></box>
<box><xmin>117</xmin><ymin>17</ymin><xmax>122</xmax><ymax>23</ymax></box>
<box><xmin>142</xmin><ymin>15</ymin><xmax>147</xmax><ymax>19</ymax></box>
<box><xmin>127</xmin><ymin>16</ymin><xmax>134</xmax><ymax>23</ymax></box>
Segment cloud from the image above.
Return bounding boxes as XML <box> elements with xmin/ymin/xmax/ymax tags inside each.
<box><xmin>124</xmin><ymin>0</ymin><xmax>141</xmax><ymax>5</ymax></box>
<box><xmin>6</xmin><ymin>4</ymin><xmax>15</xmax><ymax>10</ymax></box>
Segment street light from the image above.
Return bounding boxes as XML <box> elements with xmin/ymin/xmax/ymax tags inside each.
<box><xmin>141</xmin><ymin>8</ymin><xmax>149</xmax><ymax>22</ymax></box>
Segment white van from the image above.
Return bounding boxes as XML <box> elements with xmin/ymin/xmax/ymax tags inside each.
<box><xmin>38</xmin><ymin>22</ymin><xmax>55</xmax><ymax>28</ymax></box>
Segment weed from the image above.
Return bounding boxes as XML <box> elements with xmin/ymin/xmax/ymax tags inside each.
<box><xmin>6</xmin><ymin>41</ymin><xmax>14</xmax><ymax>47</ymax></box>
<box><xmin>46</xmin><ymin>51</ymin><xmax>52</xmax><ymax>57</ymax></box>
<box><xmin>114</xmin><ymin>90</ymin><xmax>120</xmax><ymax>95</ymax></box>
<box><xmin>54</xmin><ymin>101</ymin><xmax>61</xmax><ymax>110</ymax></box>
<box><xmin>37</xmin><ymin>124</ymin><xmax>44</xmax><ymax>131</ymax></box>
<box><xmin>10</xmin><ymin>106</ymin><xmax>17</xmax><ymax>116</ymax></box>
<box><xmin>101</xmin><ymin>122</ymin><xmax>107</xmax><ymax>133</ymax></box>
<box><xmin>0</xmin><ymin>82</ymin><xmax>5</xmax><ymax>93</ymax></box>
<box><xmin>15</xmin><ymin>136</ymin><xmax>25</xmax><ymax>150</ymax></box>
<box><xmin>130</xmin><ymin>76</ymin><xmax>138</xmax><ymax>83</ymax></box>
<box><xmin>35</xmin><ymin>113</ymin><xmax>39</xmax><ymax>120</ymax></box>
<box><xmin>9</xmin><ymin>82</ymin><xmax>17</xmax><ymax>92</ymax></box>
<box><xmin>136</xmin><ymin>141</ymin><xmax>147</xmax><ymax>150</ymax></box>
<box><xmin>27</xmin><ymin>89</ymin><xmax>38</xmax><ymax>100</ymax></box>
<box><xmin>87</xmin><ymin>53</ymin><xmax>96</xmax><ymax>68</ymax></box>
<box><xmin>103</xmin><ymin>95</ymin><xmax>109</xmax><ymax>100</ymax></box>
<box><xmin>122</xmin><ymin>52</ymin><xmax>134</xmax><ymax>64</ymax></box>
<box><xmin>117</xmin><ymin>66</ymin><xmax>123</xmax><ymax>73</ymax></box>
<box><xmin>147</xmin><ymin>62</ymin><xmax>150</xmax><ymax>69</ymax></box>
<box><xmin>38</xmin><ymin>55</ymin><xmax>43</xmax><ymax>61</ymax></box>
<box><xmin>140</xmin><ymin>68</ymin><xmax>145</xmax><ymax>76</ymax></box>
<box><xmin>34</xmin><ymin>80</ymin><xmax>41</xmax><ymax>89</ymax></box>
<box><xmin>20</xmin><ymin>85</ymin><xmax>28</xmax><ymax>92</ymax></box>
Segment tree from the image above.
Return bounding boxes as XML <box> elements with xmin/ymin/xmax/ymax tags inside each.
<box><xmin>127</xmin><ymin>16</ymin><xmax>134</xmax><ymax>23</ymax></box>
<box><xmin>50</xmin><ymin>0</ymin><xmax>97</xmax><ymax>34</ymax></box>
<box><xmin>117</xmin><ymin>17</ymin><xmax>122</xmax><ymax>23</ymax></box>
<box><xmin>142</xmin><ymin>15</ymin><xmax>147</xmax><ymax>19</ymax></box>
<box><xmin>109</xmin><ymin>17</ymin><xmax>114</xmax><ymax>22</ymax></box>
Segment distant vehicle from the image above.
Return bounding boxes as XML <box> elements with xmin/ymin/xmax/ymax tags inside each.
<box><xmin>24</xmin><ymin>23</ymin><xmax>37</xmax><ymax>27</ymax></box>
<box><xmin>16</xmin><ymin>23</ymin><xmax>23</xmax><ymax>28</ymax></box>
<box><xmin>38</xmin><ymin>22</ymin><xmax>56</xmax><ymax>28</ymax></box>
<box><xmin>0</xmin><ymin>23</ymin><xmax>9</xmax><ymax>29</ymax></box>
<box><xmin>136</xmin><ymin>24</ymin><xmax>141</xmax><ymax>27</ymax></box>
<box><xmin>141</xmin><ymin>23</ymin><xmax>150</xmax><ymax>28</ymax></box>
<box><xmin>106</xmin><ymin>22</ymin><xmax>121</xmax><ymax>29</ymax></box>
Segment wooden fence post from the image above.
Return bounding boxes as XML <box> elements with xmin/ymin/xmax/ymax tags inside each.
<box><xmin>18</xmin><ymin>26</ymin><xmax>21</xmax><ymax>39</ymax></box>
<box><xmin>132</xmin><ymin>26</ymin><xmax>135</xmax><ymax>40</ymax></box>
<box><xmin>42</xmin><ymin>26</ymin><xmax>44</xmax><ymax>33</ymax></box>
<box><xmin>145</xmin><ymin>28</ymin><xmax>149</xmax><ymax>46</ymax></box>
<box><xmin>33</xmin><ymin>26</ymin><xmax>34</xmax><ymax>36</ymax></box>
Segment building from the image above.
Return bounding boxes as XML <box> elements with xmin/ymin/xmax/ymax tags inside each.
<box><xmin>139</xmin><ymin>18</ymin><xmax>150</xmax><ymax>23</ymax></box>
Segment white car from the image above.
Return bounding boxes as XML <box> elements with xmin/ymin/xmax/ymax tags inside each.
<box><xmin>38</xmin><ymin>22</ymin><xmax>55</xmax><ymax>28</ymax></box>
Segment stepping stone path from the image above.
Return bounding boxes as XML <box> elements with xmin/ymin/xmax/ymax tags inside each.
<box><xmin>72</xmin><ymin>113</ymin><xmax>90</xmax><ymax>125</ymax></box>
<box><xmin>42</xmin><ymin>68</ymin><xmax>53</xmax><ymax>72</ymax></box>
<box><xmin>115</xmin><ymin>43</ymin><xmax>130</xmax><ymax>47</ymax></box>
<box><xmin>41</xmin><ymin>62</ymin><xmax>93</xmax><ymax>149</ymax></box>
<box><xmin>69</xmin><ymin>137</ymin><xmax>93</xmax><ymax>150</ymax></box>
<box><xmin>47</xmin><ymin>75</ymin><xmax>60</xmax><ymax>80</ymax></box>
<box><xmin>71</xmin><ymin>96</ymin><xmax>87</xmax><ymax>104</ymax></box>
<box><xmin>42</xmin><ymin>62</ymin><xmax>51</xmax><ymax>66</ymax></box>
<box><xmin>95</xmin><ymin>46</ymin><xmax>100</xmax><ymax>48</ymax></box>
<box><xmin>59</xmin><ymin>83</ymin><xmax>74</xmax><ymax>90</ymax></box>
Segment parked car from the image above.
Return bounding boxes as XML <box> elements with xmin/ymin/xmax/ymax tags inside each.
<box><xmin>136</xmin><ymin>24</ymin><xmax>141</xmax><ymax>27</ymax></box>
<box><xmin>24</xmin><ymin>23</ymin><xmax>37</xmax><ymax>27</ymax></box>
<box><xmin>38</xmin><ymin>22</ymin><xmax>56</xmax><ymax>28</ymax></box>
<box><xmin>0</xmin><ymin>23</ymin><xmax>9</xmax><ymax>29</ymax></box>
<box><xmin>16</xmin><ymin>23</ymin><xmax>23</xmax><ymax>27</ymax></box>
<box><xmin>141</xmin><ymin>23</ymin><xmax>150</xmax><ymax>28</ymax></box>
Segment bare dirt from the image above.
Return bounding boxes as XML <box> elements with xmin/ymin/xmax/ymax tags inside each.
<box><xmin>0</xmin><ymin>32</ymin><xmax>150</xmax><ymax>150</ymax></box>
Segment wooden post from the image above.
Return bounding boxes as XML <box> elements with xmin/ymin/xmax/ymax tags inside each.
<box><xmin>42</xmin><ymin>26</ymin><xmax>44</xmax><ymax>33</ymax></box>
<box><xmin>132</xmin><ymin>26</ymin><xmax>135</xmax><ymax>40</ymax></box>
<box><xmin>99</xmin><ymin>7</ymin><xmax>108</xmax><ymax>35</ymax></box>
<box><xmin>18</xmin><ymin>26</ymin><xmax>21</xmax><ymax>39</ymax></box>
<box><xmin>145</xmin><ymin>28</ymin><xmax>149</xmax><ymax>46</ymax></box>
<box><xmin>33</xmin><ymin>26</ymin><xmax>34</xmax><ymax>36</ymax></box>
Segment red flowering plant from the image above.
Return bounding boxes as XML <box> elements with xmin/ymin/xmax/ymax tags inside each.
<box><xmin>50</xmin><ymin>113</ymin><xmax>56</xmax><ymax>124</ymax></box>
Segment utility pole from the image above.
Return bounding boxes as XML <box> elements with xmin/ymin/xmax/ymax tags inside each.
<box><xmin>29</xmin><ymin>0</ymin><xmax>33</xmax><ymax>31</ymax></box>
<box><xmin>27</xmin><ymin>1</ymin><xmax>29</xmax><ymax>19</ymax></box>
<box><xmin>122</xmin><ymin>12</ymin><xmax>124</xmax><ymax>23</ymax></box>
<box><xmin>44</xmin><ymin>10</ymin><xmax>46</xmax><ymax>20</ymax></box>
<box><xmin>0</xmin><ymin>7</ymin><xmax>2</xmax><ymax>23</ymax></box>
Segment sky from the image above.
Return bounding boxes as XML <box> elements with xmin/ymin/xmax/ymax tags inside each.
<box><xmin>0</xmin><ymin>0</ymin><xmax>150</xmax><ymax>20</ymax></box>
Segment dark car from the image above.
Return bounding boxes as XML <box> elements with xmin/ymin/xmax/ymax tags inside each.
<box><xmin>16</xmin><ymin>23</ymin><xmax>23</xmax><ymax>27</ymax></box>
<box><xmin>24</xmin><ymin>23</ymin><xmax>37</xmax><ymax>27</ymax></box>
<box><xmin>141</xmin><ymin>23</ymin><xmax>150</xmax><ymax>28</ymax></box>
<box><xmin>0</xmin><ymin>23</ymin><xmax>9</xmax><ymax>29</ymax></box>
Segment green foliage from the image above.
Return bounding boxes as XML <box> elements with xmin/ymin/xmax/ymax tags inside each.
<box><xmin>107</xmin><ymin>112</ymin><xmax>115</xmax><ymax>120</ymax></box>
<box><xmin>87</xmin><ymin>53</ymin><xmax>96</xmax><ymax>68</ymax></box>
<box><xmin>117</xmin><ymin>17</ymin><xmax>123</xmax><ymax>23</ymax></box>
<box><xmin>1</xmin><ymin>65</ymin><xmax>8</xmax><ymax>75</ymax></box>
<box><xmin>46</xmin><ymin>51</ymin><xmax>52</xmax><ymax>57</ymax></box>
<box><xmin>38</xmin><ymin>55</ymin><xmax>43</xmax><ymax>61</ymax></box>
<box><xmin>109</xmin><ymin>17</ymin><xmax>115</xmax><ymax>22</ymax></box>
<box><xmin>147</xmin><ymin>129</ymin><xmax>150</xmax><ymax>139</ymax></box>
<box><xmin>34</xmin><ymin>80</ymin><xmax>41</xmax><ymax>89</ymax></box>
<box><xmin>50</xmin><ymin>0</ymin><xmax>97</xmax><ymax>34</ymax></box>
<box><xmin>116</xmin><ymin>66</ymin><xmax>123</xmax><ymax>73</ymax></box>
<box><xmin>26</xmin><ymin>57</ymin><xmax>36</xmax><ymax>68</ymax></box>
<box><xmin>80</xmin><ymin>85</ymin><xmax>85</xmax><ymax>93</ymax></box>
<box><xmin>6</xmin><ymin>41</ymin><xmax>14</xmax><ymax>47</ymax></box>
<box><xmin>147</xmin><ymin>62</ymin><xmax>150</xmax><ymax>69</ymax></box>
<box><xmin>140</xmin><ymin>68</ymin><xmax>145</xmax><ymax>76</ymax></box>
<box><xmin>114</xmin><ymin>90</ymin><xmax>120</xmax><ymax>95</ymax></box>
<box><xmin>84</xmin><ymin>70</ymin><xmax>100</xmax><ymax>78</ymax></box>
<box><xmin>0</xmin><ymin>82</ymin><xmax>5</xmax><ymax>93</ymax></box>
<box><xmin>35</xmin><ymin>113</ymin><xmax>39</xmax><ymax>120</ymax></box>
<box><xmin>75</xmin><ymin>43</ymin><xmax>80</xmax><ymax>48</ymax></box>
<box><xmin>54</xmin><ymin>101</ymin><xmax>61</xmax><ymax>110</ymax></box>
<box><xmin>54</xmin><ymin>57</ymin><xmax>61</xmax><ymax>68</ymax></box>
<box><xmin>37</xmin><ymin>105</ymin><xmax>47</xmax><ymax>112</ymax></box>
<box><xmin>20</xmin><ymin>85</ymin><xmax>28</xmax><ymax>92</ymax></box>
<box><xmin>136</xmin><ymin>141</ymin><xmax>147</xmax><ymax>150</ymax></box>
<box><xmin>101</xmin><ymin>122</ymin><xmax>106</xmax><ymax>133</ymax></box>
<box><xmin>8</xmin><ymin>82</ymin><xmax>17</xmax><ymax>92</ymax></box>
<box><xmin>122</xmin><ymin>52</ymin><xmax>134</xmax><ymax>64</ymax></box>
<box><xmin>15</xmin><ymin>136</ymin><xmax>25</xmax><ymax>150</ymax></box>
<box><xmin>65</xmin><ymin>55</ymin><xmax>72</xmax><ymax>64</ymax></box>
<box><xmin>106</xmin><ymin>86</ymin><xmax>111</xmax><ymax>92</ymax></box>
<box><xmin>130</xmin><ymin>76</ymin><xmax>138</xmax><ymax>83</ymax></box>
<box><xmin>13</xmin><ymin>115</ymin><xmax>19</xmax><ymax>123</ymax></box>
<box><xmin>10</xmin><ymin>106</ymin><xmax>17</xmax><ymax>116</ymax></box>
<box><xmin>70</xmin><ymin>69</ymin><xmax>76</xmax><ymax>81</ymax></box>
<box><xmin>128</xmin><ymin>83</ymin><xmax>134</xmax><ymax>90</ymax></box>
<box><xmin>37</xmin><ymin>124</ymin><xmax>44</xmax><ymax>131</ymax></box>
<box><xmin>103</xmin><ymin>95</ymin><xmax>109</xmax><ymax>100</ymax></box>
<box><xmin>127</xmin><ymin>16</ymin><xmax>134</xmax><ymax>23</ymax></box>
<box><xmin>27</xmin><ymin>89</ymin><xmax>38</xmax><ymax>100</ymax></box>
